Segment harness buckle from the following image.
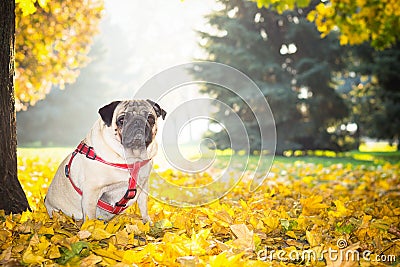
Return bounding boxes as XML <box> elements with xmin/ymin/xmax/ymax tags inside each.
<box><xmin>78</xmin><ymin>143</ymin><xmax>85</xmax><ymax>153</ymax></box>
<box><xmin>124</xmin><ymin>188</ymin><xmax>137</xmax><ymax>200</ymax></box>
<box><xmin>115</xmin><ymin>202</ymin><xmax>127</xmax><ymax>207</ymax></box>
<box><xmin>65</xmin><ymin>165</ymin><xmax>70</xmax><ymax>177</ymax></box>
<box><xmin>85</xmin><ymin>146</ymin><xmax>97</xmax><ymax>160</ymax></box>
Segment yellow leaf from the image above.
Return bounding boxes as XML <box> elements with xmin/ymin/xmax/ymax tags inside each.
<box><xmin>80</xmin><ymin>219</ymin><xmax>95</xmax><ymax>231</ymax></box>
<box><xmin>5</xmin><ymin>216</ymin><xmax>16</xmax><ymax>230</ymax></box>
<box><xmin>307</xmin><ymin>10</ymin><xmax>317</xmax><ymax>22</ymax></box>
<box><xmin>286</xmin><ymin>231</ymin><xmax>298</xmax><ymax>239</ymax></box>
<box><xmin>101</xmin><ymin>256</ymin><xmax>118</xmax><ymax>266</ymax></box>
<box><xmin>22</xmin><ymin>246</ymin><xmax>46</xmax><ymax>264</ymax></box>
<box><xmin>38</xmin><ymin>225</ymin><xmax>54</xmax><ymax>235</ymax></box>
<box><xmin>155</xmin><ymin>218</ymin><xmax>173</xmax><ymax>229</ymax></box>
<box><xmin>50</xmin><ymin>234</ymin><xmax>66</xmax><ymax>246</ymax></box>
<box><xmin>29</xmin><ymin>233</ymin><xmax>40</xmax><ymax>246</ymax></box>
<box><xmin>306</xmin><ymin>229</ymin><xmax>322</xmax><ymax>247</ymax></box>
<box><xmin>262</xmin><ymin>216</ymin><xmax>279</xmax><ymax>233</ymax></box>
<box><xmin>177</xmin><ymin>255</ymin><xmax>199</xmax><ymax>266</ymax></box>
<box><xmin>300</xmin><ymin>195</ymin><xmax>329</xmax><ymax>215</ymax></box>
<box><xmin>16</xmin><ymin>0</ymin><xmax>37</xmax><ymax>16</ymax></box>
<box><xmin>138</xmin><ymin>221</ymin><xmax>151</xmax><ymax>233</ymax></box>
<box><xmin>122</xmin><ymin>250</ymin><xmax>141</xmax><ymax>264</ymax></box>
<box><xmin>185</xmin><ymin>229</ymin><xmax>211</xmax><ymax>255</ymax></box>
<box><xmin>105</xmin><ymin>220</ymin><xmax>123</xmax><ymax>234</ymax></box>
<box><xmin>302</xmin><ymin>175</ymin><xmax>314</xmax><ymax>184</ymax></box>
<box><xmin>77</xmin><ymin>230</ymin><xmax>91</xmax><ymax>239</ymax></box>
<box><xmin>328</xmin><ymin>200</ymin><xmax>351</xmax><ymax>218</ymax></box>
<box><xmin>0</xmin><ymin>229</ymin><xmax>11</xmax><ymax>244</ymax></box>
<box><xmin>239</xmin><ymin>199</ymin><xmax>248</xmax><ymax>209</ymax></box>
<box><xmin>13</xmin><ymin>244</ymin><xmax>26</xmax><ymax>253</ymax></box>
<box><xmin>47</xmin><ymin>245</ymin><xmax>61</xmax><ymax>259</ymax></box>
<box><xmin>0</xmin><ymin>247</ymin><xmax>12</xmax><ymax>262</ymax></box>
<box><xmin>91</xmin><ymin>228</ymin><xmax>113</xmax><ymax>241</ymax></box>
<box><xmin>209</xmin><ymin>252</ymin><xmax>244</xmax><ymax>267</ymax></box>
<box><xmin>215</xmin><ymin>210</ymin><xmax>233</xmax><ymax>227</ymax></box>
<box><xmin>230</xmin><ymin>224</ymin><xmax>254</xmax><ymax>251</ymax></box>
<box><xmin>19</xmin><ymin>211</ymin><xmax>32</xmax><ymax>223</ymax></box>
<box><xmin>215</xmin><ymin>239</ymin><xmax>230</xmax><ymax>252</ymax></box>
<box><xmin>340</xmin><ymin>34</ymin><xmax>349</xmax><ymax>46</ymax></box>
<box><xmin>115</xmin><ymin>229</ymin><xmax>129</xmax><ymax>246</ymax></box>
<box><xmin>171</xmin><ymin>213</ymin><xmax>188</xmax><ymax>230</ymax></box>
<box><xmin>93</xmin><ymin>248</ymin><xmax>122</xmax><ymax>262</ymax></box>
<box><xmin>36</xmin><ymin>236</ymin><xmax>51</xmax><ymax>255</ymax></box>
<box><xmin>80</xmin><ymin>254</ymin><xmax>103</xmax><ymax>267</ymax></box>
<box><xmin>125</xmin><ymin>224</ymin><xmax>141</xmax><ymax>234</ymax></box>
<box><xmin>360</xmin><ymin>214</ymin><xmax>372</xmax><ymax>227</ymax></box>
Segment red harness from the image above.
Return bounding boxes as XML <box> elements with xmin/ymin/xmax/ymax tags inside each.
<box><xmin>65</xmin><ymin>142</ymin><xmax>150</xmax><ymax>214</ymax></box>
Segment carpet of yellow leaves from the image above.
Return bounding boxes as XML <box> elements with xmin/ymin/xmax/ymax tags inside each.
<box><xmin>1</xmin><ymin>149</ymin><xmax>399</xmax><ymax>266</ymax></box>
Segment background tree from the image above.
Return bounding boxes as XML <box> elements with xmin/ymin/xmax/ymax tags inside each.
<box><xmin>17</xmin><ymin>20</ymin><xmax>137</xmax><ymax>147</ymax></box>
<box><xmin>15</xmin><ymin>0</ymin><xmax>103</xmax><ymax>110</ymax></box>
<box><xmin>197</xmin><ymin>0</ymin><xmax>349</xmax><ymax>154</ymax></box>
<box><xmin>16</xmin><ymin>42</ymin><xmax>110</xmax><ymax>146</ymax></box>
<box><xmin>346</xmin><ymin>43</ymin><xmax>400</xmax><ymax>149</ymax></box>
<box><xmin>0</xmin><ymin>0</ymin><xmax>103</xmax><ymax>214</ymax></box>
<box><xmin>254</xmin><ymin>0</ymin><xmax>400</xmax><ymax>49</ymax></box>
<box><xmin>0</xmin><ymin>0</ymin><xmax>30</xmax><ymax>213</ymax></box>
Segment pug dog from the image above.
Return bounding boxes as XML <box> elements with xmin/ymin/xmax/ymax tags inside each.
<box><xmin>45</xmin><ymin>99</ymin><xmax>166</xmax><ymax>222</ymax></box>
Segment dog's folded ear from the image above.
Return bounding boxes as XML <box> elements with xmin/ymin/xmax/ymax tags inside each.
<box><xmin>146</xmin><ymin>99</ymin><xmax>167</xmax><ymax>120</ymax></box>
<box><xmin>99</xmin><ymin>101</ymin><xmax>121</xmax><ymax>127</ymax></box>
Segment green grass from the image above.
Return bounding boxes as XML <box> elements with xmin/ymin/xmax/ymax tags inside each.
<box><xmin>276</xmin><ymin>154</ymin><xmax>376</xmax><ymax>166</ymax></box>
<box><xmin>202</xmin><ymin>147</ymin><xmax>399</xmax><ymax>170</ymax></box>
<box><xmin>348</xmin><ymin>150</ymin><xmax>400</xmax><ymax>164</ymax></box>
<box><xmin>220</xmin><ymin>140</ymin><xmax>399</xmax><ymax>168</ymax></box>
<box><xmin>211</xmin><ymin>153</ymin><xmax>395</xmax><ymax>170</ymax></box>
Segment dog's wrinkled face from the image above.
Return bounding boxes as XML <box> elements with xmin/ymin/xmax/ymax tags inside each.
<box><xmin>99</xmin><ymin>100</ymin><xmax>166</xmax><ymax>150</ymax></box>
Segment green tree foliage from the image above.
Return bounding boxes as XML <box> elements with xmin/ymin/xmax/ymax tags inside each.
<box><xmin>254</xmin><ymin>0</ymin><xmax>400</xmax><ymax>49</ymax></box>
<box><xmin>15</xmin><ymin>0</ymin><xmax>103</xmax><ymax>110</ymax></box>
<box><xmin>347</xmin><ymin>43</ymin><xmax>400</xmax><ymax>148</ymax></box>
<box><xmin>197</xmin><ymin>0</ymin><xmax>349</xmax><ymax>154</ymax></box>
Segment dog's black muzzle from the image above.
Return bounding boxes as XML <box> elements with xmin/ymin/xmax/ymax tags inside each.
<box><xmin>121</xmin><ymin>115</ymin><xmax>152</xmax><ymax>149</ymax></box>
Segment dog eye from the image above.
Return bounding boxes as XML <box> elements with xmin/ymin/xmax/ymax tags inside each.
<box><xmin>117</xmin><ymin>116</ymin><xmax>125</xmax><ymax>127</ymax></box>
<box><xmin>147</xmin><ymin>115</ymin><xmax>155</xmax><ymax>125</ymax></box>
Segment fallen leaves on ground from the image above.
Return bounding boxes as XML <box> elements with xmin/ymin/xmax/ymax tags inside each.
<box><xmin>0</xmin><ymin>151</ymin><xmax>399</xmax><ymax>266</ymax></box>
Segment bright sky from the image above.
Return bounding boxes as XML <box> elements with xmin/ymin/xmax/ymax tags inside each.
<box><xmin>103</xmin><ymin>0</ymin><xmax>215</xmax><ymax>81</ymax></box>
<box><xmin>102</xmin><ymin>0</ymin><xmax>217</xmax><ymax>147</ymax></box>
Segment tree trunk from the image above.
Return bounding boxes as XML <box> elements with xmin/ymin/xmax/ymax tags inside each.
<box><xmin>0</xmin><ymin>0</ymin><xmax>30</xmax><ymax>214</ymax></box>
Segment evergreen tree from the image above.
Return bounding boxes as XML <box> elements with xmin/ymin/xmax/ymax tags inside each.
<box><xmin>348</xmin><ymin>43</ymin><xmax>400</xmax><ymax>149</ymax></box>
<box><xmin>197</xmin><ymin>0</ymin><xmax>349</xmax><ymax>154</ymax></box>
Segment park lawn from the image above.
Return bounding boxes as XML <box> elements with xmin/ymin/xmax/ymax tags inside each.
<box><xmin>174</xmin><ymin>141</ymin><xmax>400</xmax><ymax>170</ymax></box>
<box><xmin>1</xmin><ymin>147</ymin><xmax>398</xmax><ymax>266</ymax></box>
<box><xmin>209</xmin><ymin>149</ymin><xmax>400</xmax><ymax>171</ymax></box>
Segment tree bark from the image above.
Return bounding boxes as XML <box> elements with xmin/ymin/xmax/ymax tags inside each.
<box><xmin>0</xmin><ymin>0</ymin><xmax>30</xmax><ymax>214</ymax></box>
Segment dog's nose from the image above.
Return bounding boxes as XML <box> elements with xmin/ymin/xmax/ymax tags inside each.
<box><xmin>132</xmin><ymin>130</ymin><xmax>145</xmax><ymax>144</ymax></box>
<box><xmin>121</xmin><ymin>117</ymin><xmax>147</xmax><ymax>149</ymax></box>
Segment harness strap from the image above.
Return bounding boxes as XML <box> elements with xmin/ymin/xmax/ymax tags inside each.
<box><xmin>65</xmin><ymin>142</ymin><xmax>150</xmax><ymax>214</ymax></box>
